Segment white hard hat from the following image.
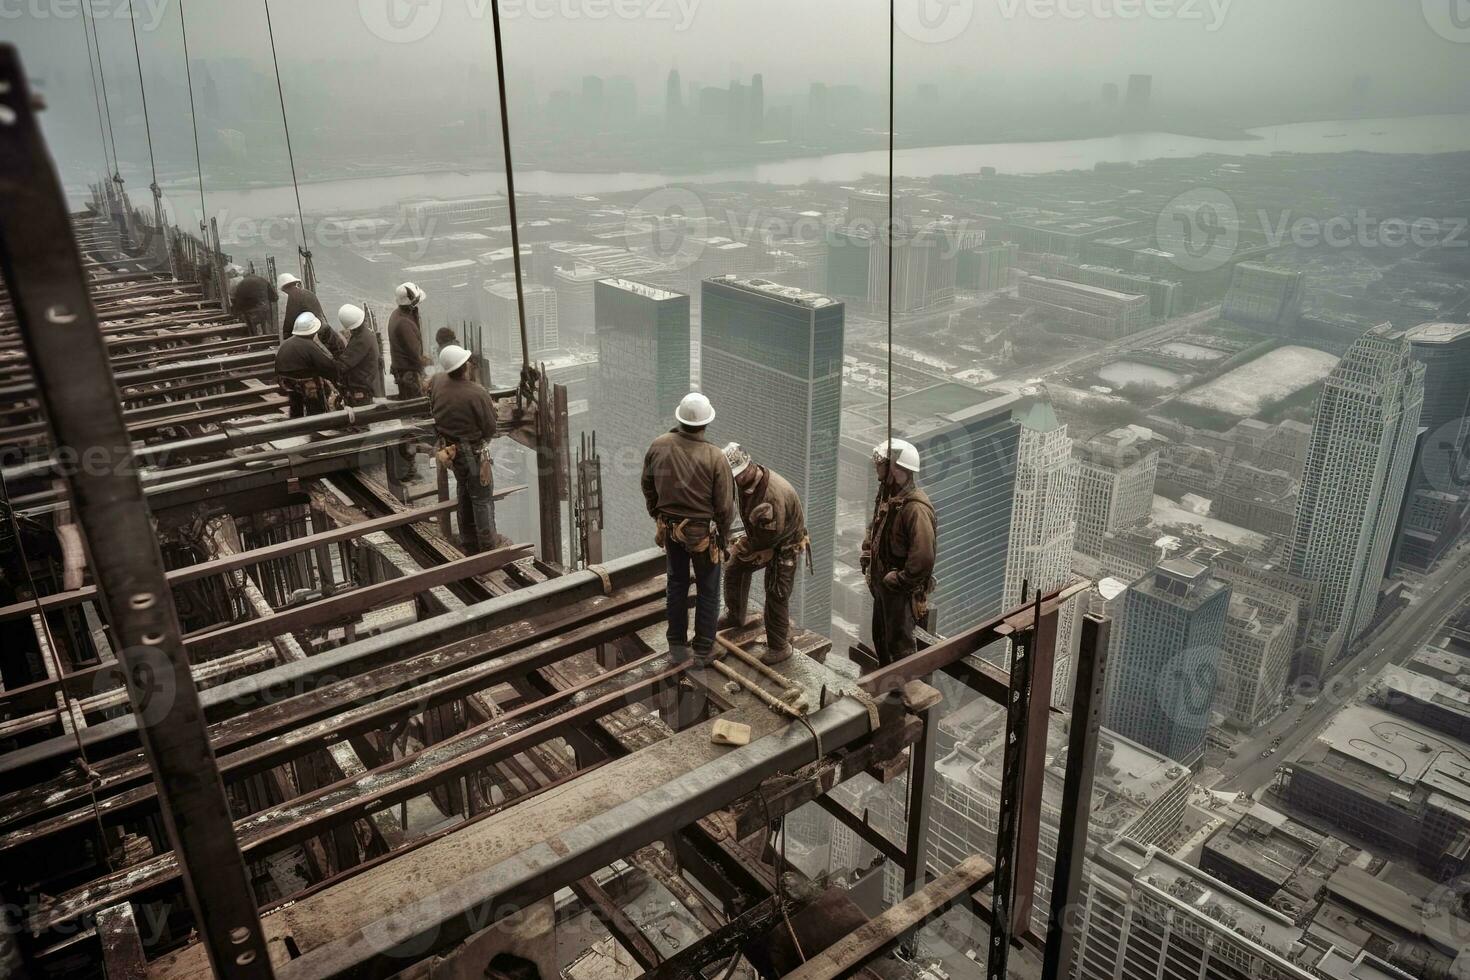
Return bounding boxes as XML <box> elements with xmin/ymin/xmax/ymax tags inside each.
<box><xmin>338</xmin><ymin>304</ymin><xmax>366</xmax><ymax>331</ymax></box>
<box><xmin>873</xmin><ymin>437</ymin><xmax>920</xmax><ymax>473</ymax></box>
<box><xmin>439</xmin><ymin>344</ymin><xmax>472</xmax><ymax>374</ymax></box>
<box><xmin>277</xmin><ymin>272</ymin><xmax>301</xmax><ymax>290</ymax></box>
<box><xmin>395</xmin><ymin>282</ymin><xmax>426</xmax><ymax>307</ymax></box>
<box><xmin>292</xmin><ymin>312</ymin><xmax>321</xmax><ymax>337</ymax></box>
<box><xmin>675</xmin><ymin>392</ymin><xmax>715</xmax><ymax>428</ymax></box>
<box><xmin>723</xmin><ymin>442</ymin><xmax>751</xmax><ymax>477</ymax></box>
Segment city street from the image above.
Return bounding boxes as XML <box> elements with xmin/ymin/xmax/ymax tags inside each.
<box><xmin>1218</xmin><ymin>539</ymin><xmax>1470</xmax><ymax>794</ymax></box>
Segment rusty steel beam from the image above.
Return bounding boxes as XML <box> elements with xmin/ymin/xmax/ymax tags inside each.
<box><xmin>0</xmin><ymin>44</ymin><xmax>275</xmax><ymax>979</ymax></box>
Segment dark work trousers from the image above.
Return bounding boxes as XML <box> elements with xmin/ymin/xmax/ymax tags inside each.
<box><xmin>450</xmin><ymin>447</ymin><xmax>497</xmax><ymax>553</ymax></box>
<box><xmin>393</xmin><ymin>370</ymin><xmax>425</xmax><ymax>480</ymax></box>
<box><xmin>871</xmin><ymin>582</ymin><xmax>917</xmax><ymax>667</ymax></box>
<box><xmin>282</xmin><ymin>380</ymin><xmax>326</xmax><ymax>419</ymax></box>
<box><xmin>666</xmin><ymin>537</ymin><xmax>721</xmax><ymax>656</ymax></box>
<box><xmin>724</xmin><ymin>550</ymin><xmax>797</xmax><ymax>650</ymax></box>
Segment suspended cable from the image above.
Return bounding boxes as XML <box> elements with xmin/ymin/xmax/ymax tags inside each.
<box><xmin>127</xmin><ymin>2</ymin><xmax>159</xmax><ymax>191</ymax></box>
<box><xmin>262</xmin><ymin>0</ymin><xmax>312</xmax><ymax>276</ymax></box>
<box><xmin>489</xmin><ymin>0</ymin><xmax>532</xmax><ymax>369</ymax></box>
<box><xmin>83</xmin><ymin>0</ymin><xmax>123</xmax><ymax>185</ymax></box>
<box><xmin>178</xmin><ymin>0</ymin><xmax>208</xmax><ymax>231</ymax></box>
<box><xmin>78</xmin><ymin>3</ymin><xmax>112</xmax><ymax>184</ymax></box>
<box><xmin>886</xmin><ymin>0</ymin><xmax>895</xmax><ymax>452</ymax></box>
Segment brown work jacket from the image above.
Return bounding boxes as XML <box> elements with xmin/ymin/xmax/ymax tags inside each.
<box><xmin>388</xmin><ymin>306</ymin><xmax>427</xmax><ymax>375</ymax></box>
<box><xmin>336</xmin><ymin>326</ymin><xmax>381</xmax><ymax>396</ymax></box>
<box><xmin>275</xmin><ymin>334</ymin><xmax>339</xmax><ymax>383</ymax></box>
<box><xmin>865</xmin><ymin>485</ymin><xmax>937</xmax><ymax>593</ymax></box>
<box><xmin>428</xmin><ymin>373</ymin><xmax>498</xmax><ymax>445</ymax></box>
<box><xmin>281</xmin><ymin>286</ymin><xmax>325</xmax><ymax>337</ymax></box>
<box><xmin>736</xmin><ymin>467</ymin><xmax>806</xmax><ymax>556</ymax></box>
<box><xmin>641</xmin><ymin>429</ymin><xmax>735</xmax><ymax>542</ymax></box>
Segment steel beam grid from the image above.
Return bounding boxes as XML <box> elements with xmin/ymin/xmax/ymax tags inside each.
<box><xmin>0</xmin><ymin>44</ymin><xmax>275</xmax><ymax>979</ymax></box>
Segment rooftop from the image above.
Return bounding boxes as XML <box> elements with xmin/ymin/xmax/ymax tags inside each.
<box><xmin>705</xmin><ymin>274</ymin><xmax>838</xmax><ymax>309</ymax></box>
<box><xmin>1022</xmin><ymin>274</ymin><xmax>1147</xmax><ymax>303</ymax></box>
<box><xmin>1404</xmin><ymin>321</ymin><xmax>1470</xmax><ymax>345</ymax></box>
<box><xmin>1298</xmin><ymin>704</ymin><xmax>1470</xmax><ymax>818</ymax></box>
<box><xmin>596</xmin><ymin>277</ymin><xmax>685</xmax><ymax>302</ymax></box>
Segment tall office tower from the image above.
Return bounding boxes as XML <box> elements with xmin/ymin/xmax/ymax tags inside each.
<box><xmin>1004</xmin><ymin>391</ymin><xmax>1078</xmax><ymax>609</ymax></box>
<box><xmin>1104</xmin><ymin>558</ymin><xmax>1231</xmax><ymax>769</ymax></box>
<box><xmin>749</xmin><ymin>73</ymin><xmax>764</xmax><ymax>137</ymax></box>
<box><xmin>593</xmin><ymin>279</ymin><xmax>691</xmax><ymax>559</ymax></box>
<box><xmin>1073</xmin><ymin>425</ymin><xmax>1160</xmax><ymax>557</ymax></box>
<box><xmin>481</xmin><ymin>281</ymin><xmax>559</xmax><ymax>363</ymax></box>
<box><xmin>1395</xmin><ymin>322</ymin><xmax>1470</xmax><ymax>570</ymax></box>
<box><xmin>700</xmin><ymin>276</ymin><xmax>844</xmax><ymax>631</ymax></box>
<box><xmin>844</xmin><ymin>190</ymin><xmax>897</xmax><ymax>230</ymax></box>
<box><xmin>956</xmin><ymin>241</ymin><xmax>1018</xmax><ymax>292</ymax></box>
<box><xmin>580</xmin><ymin>75</ymin><xmax>605</xmax><ymax>130</ymax></box>
<box><xmin>1221</xmin><ymin>262</ymin><xmax>1305</xmax><ymax>333</ymax></box>
<box><xmin>1290</xmin><ymin>325</ymin><xmax>1424</xmax><ymax>658</ymax></box>
<box><xmin>728</xmin><ymin>81</ymin><xmax>748</xmax><ymax>139</ymax></box>
<box><xmin>1076</xmin><ymin>838</ymin><xmax>1323</xmax><ymax>980</ymax></box>
<box><xmin>664</xmin><ymin>68</ymin><xmax>682</xmax><ymax>130</ymax></box>
<box><xmin>1217</xmin><ymin>592</ymin><xmax>1298</xmax><ymax>730</ymax></box>
<box><xmin>1123</xmin><ymin>73</ymin><xmax>1152</xmax><ymax>114</ymax></box>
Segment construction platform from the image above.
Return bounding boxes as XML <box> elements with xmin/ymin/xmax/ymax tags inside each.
<box><xmin>0</xmin><ymin>50</ymin><xmax>1101</xmax><ymax>980</ymax></box>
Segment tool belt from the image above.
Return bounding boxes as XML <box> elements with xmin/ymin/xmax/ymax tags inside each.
<box><xmin>278</xmin><ymin>375</ymin><xmax>334</xmax><ymax>409</ymax></box>
<box><xmin>659</xmin><ymin>516</ymin><xmax>725</xmax><ymax>564</ymax></box>
<box><xmin>736</xmin><ymin>531</ymin><xmax>812</xmax><ymax>574</ymax></box>
<box><xmin>436</xmin><ymin>439</ymin><xmax>492</xmax><ymax>485</ymax></box>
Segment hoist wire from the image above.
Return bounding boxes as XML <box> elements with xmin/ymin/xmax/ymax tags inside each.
<box><xmin>83</xmin><ymin>0</ymin><xmax>122</xmax><ymax>182</ymax></box>
<box><xmin>489</xmin><ymin>0</ymin><xmax>532</xmax><ymax>369</ymax></box>
<box><xmin>178</xmin><ymin>0</ymin><xmax>208</xmax><ymax>228</ymax></box>
<box><xmin>262</xmin><ymin>0</ymin><xmax>310</xmax><ymax>257</ymax></box>
<box><xmin>78</xmin><ymin>4</ymin><xmax>112</xmax><ymax>183</ymax></box>
<box><xmin>127</xmin><ymin>0</ymin><xmax>160</xmax><ymax>191</ymax></box>
<box><xmin>886</xmin><ymin>0</ymin><xmax>895</xmax><ymax>453</ymax></box>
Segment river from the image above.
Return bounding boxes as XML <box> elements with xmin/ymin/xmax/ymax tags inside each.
<box><xmin>165</xmin><ymin>112</ymin><xmax>1470</xmax><ymax>220</ymax></box>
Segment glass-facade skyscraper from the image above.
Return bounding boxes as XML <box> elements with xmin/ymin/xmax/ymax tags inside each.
<box><xmin>594</xmin><ymin>278</ymin><xmax>692</xmax><ymax>559</ymax></box>
<box><xmin>700</xmin><ymin>275</ymin><xmax>844</xmax><ymax>632</ymax></box>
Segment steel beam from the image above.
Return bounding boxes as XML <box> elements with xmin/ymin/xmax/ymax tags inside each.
<box><xmin>0</xmin><ymin>45</ymin><xmax>274</xmax><ymax>979</ymax></box>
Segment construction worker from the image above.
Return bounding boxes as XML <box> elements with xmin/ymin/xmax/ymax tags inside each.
<box><xmin>429</xmin><ymin>344</ymin><xmax>506</xmax><ymax>554</ymax></box>
<box><xmin>226</xmin><ymin>264</ymin><xmax>273</xmax><ymax>336</ymax></box>
<box><xmin>641</xmin><ymin>393</ymin><xmax>735</xmax><ymax>664</ymax></box>
<box><xmin>862</xmin><ymin>438</ymin><xmax>937</xmax><ymax>667</ymax></box>
<box><xmin>277</xmin><ymin>272</ymin><xmax>341</xmax><ymax>355</ymax></box>
<box><xmin>435</xmin><ymin>327</ymin><xmax>480</xmax><ymax>382</ymax></box>
<box><xmin>716</xmin><ymin>444</ymin><xmax>808</xmax><ymax>665</ymax></box>
<box><xmin>388</xmin><ymin>281</ymin><xmax>430</xmax><ymax>480</ymax></box>
<box><xmin>334</xmin><ymin>304</ymin><xmax>380</xmax><ymax>406</ymax></box>
<box><xmin>275</xmin><ymin>312</ymin><xmax>339</xmax><ymax>418</ymax></box>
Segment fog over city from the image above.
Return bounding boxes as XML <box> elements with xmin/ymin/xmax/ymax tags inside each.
<box><xmin>4</xmin><ymin>2</ymin><xmax>1470</xmax><ymax>978</ymax></box>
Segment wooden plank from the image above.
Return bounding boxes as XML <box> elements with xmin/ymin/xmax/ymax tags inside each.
<box><xmin>782</xmin><ymin>855</ymin><xmax>995</xmax><ymax>980</ymax></box>
<box><xmin>96</xmin><ymin>902</ymin><xmax>147</xmax><ymax>980</ymax></box>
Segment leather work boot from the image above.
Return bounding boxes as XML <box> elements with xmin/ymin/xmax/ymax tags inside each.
<box><xmin>716</xmin><ymin>611</ymin><xmax>744</xmax><ymax>632</ymax></box>
<box><xmin>668</xmin><ymin>643</ymin><xmax>693</xmax><ymax>665</ymax></box>
<box><xmin>759</xmin><ymin>642</ymin><xmax>793</xmax><ymax>666</ymax></box>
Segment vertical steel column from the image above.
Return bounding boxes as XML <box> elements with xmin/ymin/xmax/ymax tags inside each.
<box><xmin>1042</xmin><ymin>614</ymin><xmax>1111</xmax><ymax>980</ymax></box>
<box><xmin>1012</xmin><ymin>601</ymin><xmax>1059</xmax><ymax>932</ymax></box>
<box><xmin>899</xmin><ymin>701</ymin><xmax>940</xmax><ymax>955</ymax></box>
<box><xmin>0</xmin><ymin>46</ymin><xmax>275</xmax><ymax>980</ymax></box>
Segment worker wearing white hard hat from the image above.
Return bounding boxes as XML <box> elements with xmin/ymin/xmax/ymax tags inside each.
<box><xmin>717</xmin><ymin>443</ymin><xmax>809</xmax><ymax>665</ymax></box>
<box><xmin>641</xmin><ymin>392</ymin><xmax>735</xmax><ymax>664</ymax></box>
<box><xmin>334</xmin><ymin>304</ymin><xmax>381</xmax><ymax>406</ymax></box>
<box><xmin>862</xmin><ymin>435</ymin><xmax>937</xmax><ymax>666</ymax></box>
<box><xmin>277</xmin><ymin>271</ymin><xmax>340</xmax><ymax>357</ymax></box>
<box><xmin>275</xmin><ymin>313</ymin><xmax>340</xmax><ymax>418</ymax></box>
<box><xmin>387</xmin><ymin>282</ymin><xmax>432</xmax><ymax>481</ymax></box>
<box><xmin>428</xmin><ymin>345</ymin><xmax>507</xmax><ymax>555</ymax></box>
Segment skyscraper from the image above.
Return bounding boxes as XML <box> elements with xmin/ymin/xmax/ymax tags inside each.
<box><xmin>1395</xmin><ymin>321</ymin><xmax>1470</xmax><ymax>570</ymax></box>
<box><xmin>1222</xmin><ymin>262</ymin><xmax>1305</xmax><ymax>334</ymax></box>
<box><xmin>1104</xmin><ymin>557</ymin><xmax>1231</xmax><ymax>769</ymax></box>
<box><xmin>664</xmin><ymin>68</ymin><xmax>682</xmax><ymax>130</ymax></box>
<box><xmin>748</xmin><ymin>73</ymin><xmax>764</xmax><ymax>137</ymax></box>
<box><xmin>700</xmin><ymin>276</ymin><xmax>844</xmax><ymax>631</ymax></box>
<box><xmin>480</xmin><ymin>281</ymin><xmax>559</xmax><ymax>363</ymax></box>
<box><xmin>1290</xmin><ymin>325</ymin><xmax>1424</xmax><ymax>658</ymax></box>
<box><xmin>1073</xmin><ymin>425</ymin><xmax>1160</xmax><ymax>557</ymax></box>
<box><xmin>593</xmin><ymin>278</ymin><xmax>691</xmax><ymax>559</ymax></box>
<box><xmin>1124</xmin><ymin>73</ymin><xmax>1152</xmax><ymax>115</ymax></box>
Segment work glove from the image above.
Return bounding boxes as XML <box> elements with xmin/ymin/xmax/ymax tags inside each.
<box><xmin>882</xmin><ymin>570</ymin><xmax>902</xmax><ymax>591</ymax></box>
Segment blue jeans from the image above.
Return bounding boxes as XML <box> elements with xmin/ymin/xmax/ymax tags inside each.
<box><xmin>666</xmin><ymin>537</ymin><xmax>721</xmax><ymax>655</ymax></box>
<box><xmin>451</xmin><ymin>447</ymin><xmax>497</xmax><ymax>552</ymax></box>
